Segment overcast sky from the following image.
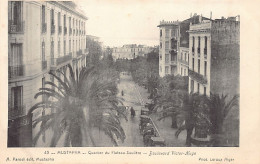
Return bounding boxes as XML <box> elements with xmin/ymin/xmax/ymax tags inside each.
<box><xmin>76</xmin><ymin>0</ymin><xmax>241</xmax><ymax>47</ymax></box>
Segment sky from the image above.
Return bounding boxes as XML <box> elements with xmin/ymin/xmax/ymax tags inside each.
<box><xmin>76</xmin><ymin>0</ymin><xmax>241</xmax><ymax>47</ymax></box>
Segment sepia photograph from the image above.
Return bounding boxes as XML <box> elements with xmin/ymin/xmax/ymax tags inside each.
<box><xmin>6</xmin><ymin>0</ymin><xmax>240</xmax><ymax>148</ymax></box>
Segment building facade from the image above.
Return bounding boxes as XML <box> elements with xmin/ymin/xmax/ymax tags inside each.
<box><xmin>8</xmin><ymin>1</ymin><xmax>88</xmax><ymax>147</ymax></box>
<box><xmin>188</xmin><ymin>16</ymin><xmax>240</xmax><ymax>96</ymax></box>
<box><xmin>112</xmin><ymin>44</ymin><xmax>154</xmax><ymax>60</ymax></box>
<box><xmin>157</xmin><ymin>21</ymin><xmax>180</xmax><ymax>77</ymax></box>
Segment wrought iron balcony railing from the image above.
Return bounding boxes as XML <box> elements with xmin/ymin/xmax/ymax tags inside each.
<box><xmin>9</xmin><ymin>65</ymin><xmax>24</xmax><ymax>78</ymax></box>
<box><xmin>42</xmin><ymin>23</ymin><xmax>47</xmax><ymax>34</ymax></box>
<box><xmin>42</xmin><ymin>60</ymin><xmax>47</xmax><ymax>70</ymax></box>
<box><xmin>188</xmin><ymin>69</ymin><xmax>207</xmax><ymax>84</ymax></box>
<box><xmin>58</xmin><ymin>26</ymin><xmax>62</xmax><ymax>34</ymax></box>
<box><xmin>51</xmin><ymin>24</ymin><xmax>55</xmax><ymax>35</ymax></box>
<box><xmin>9</xmin><ymin>20</ymin><xmax>25</xmax><ymax>33</ymax></box>
<box><xmin>51</xmin><ymin>54</ymin><xmax>72</xmax><ymax>70</ymax></box>
<box><xmin>170</xmin><ymin>60</ymin><xmax>177</xmax><ymax>65</ymax></box>
<box><xmin>8</xmin><ymin>105</ymin><xmax>26</xmax><ymax>120</ymax></box>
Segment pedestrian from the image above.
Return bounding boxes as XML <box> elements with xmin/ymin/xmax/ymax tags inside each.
<box><xmin>130</xmin><ymin>107</ymin><xmax>135</xmax><ymax>117</ymax></box>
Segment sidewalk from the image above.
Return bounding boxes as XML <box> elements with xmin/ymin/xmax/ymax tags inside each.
<box><xmin>135</xmin><ymin>84</ymin><xmax>187</xmax><ymax>147</ymax></box>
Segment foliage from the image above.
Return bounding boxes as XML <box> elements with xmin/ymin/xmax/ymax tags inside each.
<box><xmin>208</xmin><ymin>94</ymin><xmax>239</xmax><ymax>146</ymax></box>
<box><xmin>29</xmin><ymin>65</ymin><xmax>126</xmax><ymax>147</ymax></box>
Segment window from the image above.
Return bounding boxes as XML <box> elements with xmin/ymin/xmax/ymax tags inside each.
<box><xmin>160</xmin><ymin>42</ymin><xmax>162</xmax><ymax>49</ymax></box>
<box><xmin>10</xmin><ymin>43</ymin><xmax>23</xmax><ymax>66</ymax></box>
<box><xmin>165</xmin><ymin>41</ymin><xmax>169</xmax><ymax>50</ymax></box>
<box><xmin>192</xmin><ymin>58</ymin><xmax>194</xmax><ymax>71</ymax></box>
<box><xmin>51</xmin><ymin>9</ymin><xmax>54</xmax><ymax>25</ymax></box>
<box><xmin>10</xmin><ymin>1</ymin><xmax>22</xmax><ymax>25</ymax></box>
<box><xmin>185</xmin><ymin>53</ymin><xmax>187</xmax><ymax>62</ymax></box>
<box><xmin>191</xmin><ymin>80</ymin><xmax>194</xmax><ymax>93</ymax></box>
<box><xmin>58</xmin><ymin>12</ymin><xmax>61</xmax><ymax>27</ymax></box>
<box><xmin>69</xmin><ymin>17</ymin><xmax>71</xmax><ymax>29</ymax></box>
<box><xmin>11</xmin><ymin>86</ymin><xmax>23</xmax><ymax>110</ymax></box>
<box><xmin>160</xmin><ymin>29</ymin><xmax>162</xmax><ymax>37</ymax></box>
<box><xmin>198</xmin><ymin>36</ymin><xmax>201</xmax><ymax>53</ymax></box>
<box><xmin>184</xmin><ymin>69</ymin><xmax>186</xmax><ymax>76</ymax></box>
<box><xmin>165</xmin><ymin>66</ymin><xmax>169</xmax><ymax>74</ymax></box>
<box><xmin>204</xmin><ymin>61</ymin><xmax>207</xmax><ymax>76</ymax></box>
<box><xmin>69</xmin><ymin>40</ymin><xmax>71</xmax><ymax>53</ymax></box>
<box><xmin>51</xmin><ymin>41</ymin><xmax>54</xmax><ymax>64</ymax></box>
<box><xmin>42</xmin><ymin>5</ymin><xmax>45</xmax><ymax>24</ymax></box>
<box><xmin>181</xmin><ymin>67</ymin><xmax>183</xmax><ymax>76</ymax></box>
<box><xmin>165</xmin><ymin>29</ymin><xmax>169</xmax><ymax>38</ymax></box>
<box><xmin>192</xmin><ymin>37</ymin><xmax>195</xmax><ymax>52</ymax></box>
<box><xmin>41</xmin><ymin>5</ymin><xmax>46</xmax><ymax>33</ymax></box>
<box><xmin>204</xmin><ymin>36</ymin><xmax>207</xmax><ymax>49</ymax></box>
<box><xmin>64</xmin><ymin>14</ymin><xmax>66</xmax><ymax>27</ymax></box>
<box><xmin>58</xmin><ymin>41</ymin><xmax>60</xmax><ymax>56</ymax></box>
<box><xmin>197</xmin><ymin>83</ymin><xmax>200</xmax><ymax>93</ymax></box>
<box><xmin>198</xmin><ymin>59</ymin><xmax>200</xmax><ymax>74</ymax></box>
<box><xmin>64</xmin><ymin>40</ymin><xmax>66</xmax><ymax>55</ymax></box>
<box><xmin>204</xmin><ymin>87</ymin><xmax>206</xmax><ymax>95</ymax></box>
<box><xmin>165</xmin><ymin>54</ymin><xmax>169</xmax><ymax>63</ymax></box>
<box><xmin>42</xmin><ymin>41</ymin><xmax>45</xmax><ymax>61</ymax></box>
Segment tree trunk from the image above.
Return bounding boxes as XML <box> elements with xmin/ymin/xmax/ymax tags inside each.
<box><xmin>171</xmin><ymin>114</ymin><xmax>177</xmax><ymax>128</ymax></box>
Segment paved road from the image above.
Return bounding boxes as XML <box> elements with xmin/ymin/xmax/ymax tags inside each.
<box><xmin>92</xmin><ymin>73</ymin><xmax>144</xmax><ymax>147</ymax></box>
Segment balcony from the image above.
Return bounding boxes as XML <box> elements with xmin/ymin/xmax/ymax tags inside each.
<box><xmin>188</xmin><ymin>69</ymin><xmax>207</xmax><ymax>84</ymax></box>
<box><xmin>9</xmin><ymin>65</ymin><xmax>24</xmax><ymax>78</ymax></box>
<box><xmin>169</xmin><ymin>49</ymin><xmax>177</xmax><ymax>55</ymax></box>
<box><xmin>179</xmin><ymin>59</ymin><xmax>189</xmax><ymax>65</ymax></box>
<box><xmin>9</xmin><ymin>20</ymin><xmax>25</xmax><ymax>34</ymax></box>
<box><xmin>64</xmin><ymin>27</ymin><xmax>67</xmax><ymax>35</ymax></box>
<box><xmin>51</xmin><ymin>54</ymin><xmax>72</xmax><ymax>70</ymax></box>
<box><xmin>42</xmin><ymin>60</ymin><xmax>47</xmax><ymax>70</ymax></box>
<box><xmin>51</xmin><ymin>24</ymin><xmax>55</xmax><ymax>35</ymax></box>
<box><xmin>69</xmin><ymin>28</ymin><xmax>72</xmax><ymax>35</ymax></box>
<box><xmin>58</xmin><ymin>26</ymin><xmax>62</xmax><ymax>34</ymax></box>
<box><xmin>8</xmin><ymin>105</ymin><xmax>26</xmax><ymax>120</ymax></box>
<box><xmin>42</xmin><ymin>23</ymin><xmax>47</xmax><ymax>34</ymax></box>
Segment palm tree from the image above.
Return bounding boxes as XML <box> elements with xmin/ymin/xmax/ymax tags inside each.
<box><xmin>208</xmin><ymin>94</ymin><xmax>239</xmax><ymax>146</ymax></box>
<box><xmin>28</xmin><ymin>65</ymin><xmax>127</xmax><ymax>147</ymax></box>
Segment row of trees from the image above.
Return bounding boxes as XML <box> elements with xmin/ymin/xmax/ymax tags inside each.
<box><xmin>114</xmin><ymin>49</ymin><xmax>239</xmax><ymax>147</ymax></box>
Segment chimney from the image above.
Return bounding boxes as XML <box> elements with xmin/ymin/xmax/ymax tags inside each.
<box><xmin>237</xmin><ymin>15</ymin><xmax>240</xmax><ymax>21</ymax></box>
<box><xmin>210</xmin><ymin>11</ymin><xmax>212</xmax><ymax>19</ymax></box>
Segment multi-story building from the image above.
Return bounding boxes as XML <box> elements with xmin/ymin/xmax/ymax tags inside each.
<box><xmin>112</xmin><ymin>44</ymin><xmax>154</xmax><ymax>60</ymax></box>
<box><xmin>8</xmin><ymin>1</ymin><xmax>88</xmax><ymax>147</ymax></box>
<box><xmin>157</xmin><ymin>20</ymin><xmax>180</xmax><ymax>77</ymax></box>
<box><xmin>178</xmin><ymin>15</ymin><xmax>210</xmax><ymax>77</ymax></box>
<box><xmin>188</xmin><ymin>15</ymin><xmax>240</xmax><ymax>96</ymax></box>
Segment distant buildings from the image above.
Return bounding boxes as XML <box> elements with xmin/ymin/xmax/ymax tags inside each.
<box><xmin>112</xmin><ymin>44</ymin><xmax>155</xmax><ymax>60</ymax></box>
<box><xmin>8</xmin><ymin>1</ymin><xmax>88</xmax><ymax>146</ymax></box>
<box><xmin>158</xmin><ymin>14</ymin><xmax>240</xmax><ymax>96</ymax></box>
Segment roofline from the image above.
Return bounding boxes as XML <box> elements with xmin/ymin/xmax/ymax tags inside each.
<box><xmin>49</xmin><ymin>1</ymin><xmax>88</xmax><ymax>20</ymax></box>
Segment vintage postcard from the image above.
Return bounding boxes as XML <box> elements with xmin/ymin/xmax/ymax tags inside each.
<box><xmin>0</xmin><ymin>0</ymin><xmax>260</xmax><ymax>163</ymax></box>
